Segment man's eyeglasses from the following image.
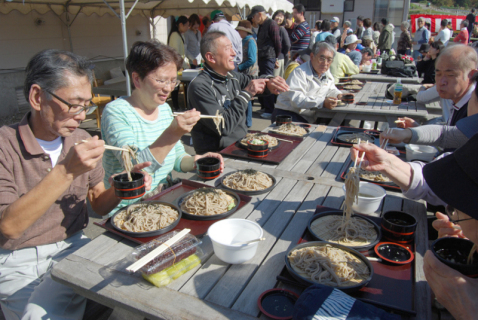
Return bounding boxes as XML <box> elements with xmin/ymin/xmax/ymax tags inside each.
<box><xmin>445</xmin><ymin>205</ymin><xmax>474</xmax><ymax>224</ymax></box>
<box><xmin>45</xmin><ymin>90</ymin><xmax>97</xmax><ymax>115</ymax></box>
<box><xmin>317</xmin><ymin>56</ymin><xmax>334</xmax><ymax>64</ymax></box>
<box><xmin>151</xmin><ymin>77</ymin><xmax>181</xmax><ymax>89</ymax></box>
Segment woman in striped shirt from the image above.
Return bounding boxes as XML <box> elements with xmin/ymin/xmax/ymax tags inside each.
<box><xmin>101</xmin><ymin>41</ymin><xmax>224</xmax><ymax>215</ymax></box>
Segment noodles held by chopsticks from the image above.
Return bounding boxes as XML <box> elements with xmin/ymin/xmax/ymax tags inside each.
<box><xmin>288</xmin><ymin>245</ymin><xmax>370</xmax><ymax>287</ymax></box>
<box><xmin>181</xmin><ymin>188</ymin><xmax>236</xmax><ymax>216</ymax></box>
<box><xmin>223</xmin><ymin>170</ymin><xmax>273</xmax><ymax>191</ymax></box>
<box><xmin>114</xmin><ymin>203</ymin><xmax>179</xmax><ymax>232</ymax></box>
<box><xmin>213</xmin><ymin>110</ymin><xmax>225</xmax><ymax>135</ymax></box>
<box><xmin>121</xmin><ymin>145</ymin><xmax>138</xmax><ymax>181</ymax></box>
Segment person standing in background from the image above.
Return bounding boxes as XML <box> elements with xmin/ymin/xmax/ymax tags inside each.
<box><xmin>207</xmin><ymin>10</ymin><xmax>243</xmax><ymax>68</ymax></box>
<box><xmin>362</xmin><ymin>18</ymin><xmax>373</xmax><ymax>39</ymax></box>
<box><xmin>356</xmin><ymin>16</ymin><xmax>365</xmax><ymax>39</ymax></box>
<box><xmin>272</xmin><ymin>10</ymin><xmax>291</xmax><ymax>77</ymax></box>
<box><xmin>249</xmin><ymin>5</ymin><xmax>282</xmax><ymax>119</ymax></box>
<box><xmin>202</xmin><ymin>16</ymin><xmax>212</xmax><ymax>35</ymax></box>
<box><xmin>316</xmin><ymin>20</ymin><xmax>332</xmax><ymax>42</ymax></box>
<box><xmin>397</xmin><ymin>21</ymin><xmax>412</xmax><ymax>55</ymax></box>
<box><xmin>236</xmin><ymin>21</ymin><xmax>259</xmax><ymax>128</ymax></box>
<box><xmin>466</xmin><ymin>9</ymin><xmax>476</xmax><ymax>42</ymax></box>
<box><xmin>447</xmin><ymin>20</ymin><xmax>454</xmax><ymax>38</ymax></box>
<box><xmin>290</xmin><ymin>4</ymin><xmax>311</xmax><ymax>54</ymax></box>
<box><xmin>309</xmin><ymin>20</ymin><xmax>322</xmax><ymax>50</ymax></box>
<box><xmin>331</xmin><ymin>17</ymin><xmax>341</xmax><ymax>38</ymax></box>
<box><xmin>185</xmin><ymin>14</ymin><xmax>202</xmax><ymax>69</ymax></box>
<box><xmin>412</xmin><ymin>17</ymin><xmax>429</xmax><ymax>61</ymax></box>
<box><xmin>454</xmin><ymin>20</ymin><xmax>470</xmax><ymax>44</ymax></box>
<box><xmin>284</xmin><ymin>12</ymin><xmax>295</xmax><ymax>38</ymax></box>
<box><xmin>168</xmin><ymin>16</ymin><xmax>190</xmax><ymax>110</ymax></box>
<box><xmin>435</xmin><ymin>19</ymin><xmax>451</xmax><ymax>46</ymax></box>
<box><xmin>372</xmin><ymin>22</ymin><xmax>381</xmax><ymax>45</ymax></box>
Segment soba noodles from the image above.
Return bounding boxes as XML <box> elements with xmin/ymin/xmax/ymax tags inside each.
<box><xmin>359</xmin><ymin>169</ymin><xmax>391</xmax><ymax>182</ymax></box>
<box><xmin>180</xmin><ymin>188</ymin><xmax>236</xmax><ymax>216</ymax></box>
<box><xmin>213</xmin><ymin>110</ymin><xmax>225</xmax><ymax>135</ymax></box>
<box><xmin>241</xmin><ymin>133</ymin><xmax>278</xmax><ymax>148</ymax></box>
<box><xmin>223</xmin><ymin>169</ymin><xmax>274</xmax><ymax>191</ymax></box>
<box><xmin>310</xmin><ymin>167</ymin><xmax>377</xmax><ymax>246</ymax></box>
<box><xmin>114</xmin><ymin>203</ymin><xmax>179</xmax><ymax>232</ymax></box>
<box><xmin>271</xmin><ymin>123</ymin><xmax>307</xmax><ymax>136</ymax></box>
<box><xmin>338</xmin><ymin>133</ymin><xmax>374</xmax><ymax>144</ymax></box>
<box><xmin>288</xmin><ymin>245</ymin><xmax>370</xmax><ymax>287</ymax></box>
<box><xmin>121</xmin><ymin>145</ymin><xmax>138</xmax><ymax>181</ymax></box>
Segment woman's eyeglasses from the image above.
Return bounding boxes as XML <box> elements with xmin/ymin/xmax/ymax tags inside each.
<box><xmin>445</xmin><ymin>205</ymin><xmax>474</xmax><ymax>224</ymax></box>
<box><xmin>45</xmin><ymin>89</ymin><xmax>97</xmax><ymax>115</ymax></box>
<box><xmin>152</xmin><ymin>78</ymin><xmax>181</xmax><ymax>89</ymax></box>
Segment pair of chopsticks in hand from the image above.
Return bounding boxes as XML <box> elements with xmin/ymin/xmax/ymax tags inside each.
<box><xmin>75</xmin><ymin>140</ymin><xmax>129</xmax><ymax>152</ymax></box>
<box><xmin>173</xmin><ymin>112</ymin><xmax>222</xmax><ymax>119</ymax></box>
<box><xmin>380</xmin><ymin>128</ymin><xmax>391</xmax><ymax>150</ymax></box>
<box><xmin>353</xmin><ymin>139</ymin><xmax>368</xmax><ymax>169</ymax></box>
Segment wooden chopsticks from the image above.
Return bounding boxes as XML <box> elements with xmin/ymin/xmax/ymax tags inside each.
<box><xmin>76</xmin><ymin>140</ymin><xmax>129</xmax><ymax>152</ymax></box>
<box><xmin>173</xmin><ymin>112</ymin><xmax>223</xmax><ymax>119</ymax></box>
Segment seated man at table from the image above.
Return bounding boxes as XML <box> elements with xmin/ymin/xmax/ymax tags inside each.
<box><xmin>273</xmin><ymin>41</ymin><xmax>343</xmax><ymax>124</ymax></box>
<box><xmin>323</xmin><ymin>35</ymin><xmax>359</xmax><ymax>84</ymax></box>
<box><xmin>0</xmin><ymin>49</ymin><xmax>152</xmax><ymax>320</ymax></box>
<box><xmin>359</xmin><ymin>47</ymin><xmax>374</xmax><ymax>70</ymax></box>
<box><xmin>188</xmin><ymin>31</ymin><xmax>289</xmax><ymax>154</ymax></box>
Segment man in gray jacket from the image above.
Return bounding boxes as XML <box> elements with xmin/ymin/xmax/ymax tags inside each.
<box><xmin>188</xmin><ymin>31</ymin><xmax>289</xmax><ymax>154</ymax></box>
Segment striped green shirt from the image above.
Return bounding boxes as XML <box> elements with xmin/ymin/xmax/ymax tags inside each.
<box><xmin>101</xmin><ymin>97</ymin><xmax>188</xmax><ymax>216</ymax></box>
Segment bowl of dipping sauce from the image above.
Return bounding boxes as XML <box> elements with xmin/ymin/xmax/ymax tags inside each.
<box><xmin>342</xmin><ymin>94</ymin><xmax>355</xmax><ymax>104</ymax></box>
<box><xmin>257</xmin><ymin>288</ymin><xmax>299</xmax><ymax>320</ymax></box>
<box><xmin>208</xmin><ymin>219</ymin><xmax>263</xmax><ymax>264</ymax></box>
<box><xmin>432</xmin><ymin>237</ymin><xmax>478</xmax><ymax>277</ymax></box>
<box><xmin>405</xmin><ymin>144</ymin><xmax>438</xmax><ymax>162</ymax></box>
<box><xmin>342</xmin><ymin>181</ymin><xmax>386</xmax><ymax>216</ymax></box>
<box><xmin>113</xmin><ymin>172</ymin><xmax>145</xmax><ymax>200</ymax></box>
<box><xmin>275</xmin><ymin>115</ymin><xmax>292</xmax><ymax>126</ymax></box>
<box><xmin>247</xmin><ymin>139</ymin><xmax>269</xmax><ymax>158</ymax></box>
<box><xmin>381</xmin><ymin>211</ymin><xmax>417</xmax><ymax>243</ymax></box>
<box><xmin>196</xmin><ymin>157</ymin><xmax>221</xmax><ymax>180</ymax></box>
<box><xmin>374</xmin><ymin>242</ymin><xmax>414</xmax><ymax>265</ymax></box>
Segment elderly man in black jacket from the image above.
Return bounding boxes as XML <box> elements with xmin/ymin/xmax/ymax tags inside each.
<box><xmin>188</xmin><ymin>31</ymin><xmax>289</xmax><ymax>154</ymax></box>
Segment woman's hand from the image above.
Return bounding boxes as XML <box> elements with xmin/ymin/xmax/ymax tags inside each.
<box><xmin>379</xmin><ymin>128</ymin><xmax>412</xmax><ymax>145</ymax></box>
<box><xmin>350</xmin><ymin>142</ymin><xmax>395</xmax><ymax>172</ymax></box>
<box><xmin>395</xmin><ymin>117</ymin><xmax>419</xmax><ymax>128</ymax></box>
<box><xmin>433</xmin><ymin>211</ymin><xmax>466</xmax><ymax>239</ymax></box>
<box><xmin>108</xmin><ymin>162</ymin><xmax>153</xmax><ymax>191</ymax></box>
<box><xmin>170</xmin><ymin>109</ymin><xmax>201</xmax><ymax>137</ymax></box>
<box><xmin>194</xmin><ymin>153</ymin><xmax>225</xmax><ymax>173</ymax></box>
<box><xmin>424</xmin><ymin>250</ymin><xmax>478</xmax><ymax>320</ymax></box>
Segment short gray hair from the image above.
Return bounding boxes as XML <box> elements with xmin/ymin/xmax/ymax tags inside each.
<box><xmin>417</xmin><ymin>17</ymin><xmax>424</xmax><ymax>22</ymax></box>
<box><xmin>436</xmin><ymin>44</ymin><xmax>478</xmax><ymax>78</ymax></box>
<box><xmin>24</xmin><ymin>49</ymin><xmax>93</xmax><ymax>101</ymax></box>
<box><xmin>200</xmin><ymin>31</ymin><xmax>227</xmax><ymax>60</ymax></box>
<box><xmin>344</xmin><ymin>21</ymin><xmax>352</xmax><ymax>27</ymax></box>
<box><xmin>401</xmin><ymin>21</ymin><xmax>410</xmax><ymax>29</ymax></box>
<box><xmin>312</xmin><ymin>41</ymin><xmax>336</xmax><ymax>57</ymax></box>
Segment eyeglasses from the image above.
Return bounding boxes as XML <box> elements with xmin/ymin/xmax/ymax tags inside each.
<box><xmin>45</xmin><ymin>90</ymin><xmax>97</xmax><ymax>115</ymax></box>
<box><xmin>151</xmin><ymin>77</ymin><xmax>181</xmax><ymax>89</ymax></box>
<box><xmin>317</xmin><ymin>56</ymin><xmax>334</xmax><ymax>64</ymax></box>
<box><xmin>445</xmin><ymin>205</ymin><xmax>474</xmax><ymax>224</ymax></box>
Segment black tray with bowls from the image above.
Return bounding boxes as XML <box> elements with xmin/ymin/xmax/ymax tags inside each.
<box><xmin>175</xmin><ymin>188</ymin><xmax>241</xmax><ymax>221</ymax></box>
<box><xmin>284</xmin><ymin>241</ymin><xmax>374</xmax><ymax>293</ymax></box>
<box><xmin>307</xmin><ymin>211</ymin><xmax>382</xmax><ymax>251</ymax></box>
<box><xmin>219</xmin><ymin>170</ymin><xmax>277</xmax><ymax>195</ymax></box>
<box><xmin>331</xmin><ymin>126</ymin><xmax>382</xmax><ymax>148</ymax></box>
<box><xmin>110</xmin><ymin>201</ymin><xmax>182</xmax><ymax>238</ymax></box>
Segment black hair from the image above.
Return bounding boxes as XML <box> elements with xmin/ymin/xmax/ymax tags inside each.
<box><xmin>321</xmin><ymin>19</ymin><xmax>331</xmax><ymax>32</ymax></box>
<box><xmin>363</xmin><ymin>18</ymin><xmax>372</xmax><ymax>28</ymax></box>
<box><xmin>202</xmin><ymin>15</ymin><xmax>210</xmax><ymax>26</ymax></box>
<box><xmin>441</xmin><ymin>19</ymin><xmax>448</xmax><ymax>28</ymax></box>
<box><xmin>285</xmin><ymin>12</ymin><xmax>293</xmax><ymax>20</ymax></box>
<box><xmin>361</xmin><ymin>47</ymin><xmax>374</xmax><ymax>57</ymax></box>
<box><xmin>24</xmin><ymin>49</ymin><xmax>92</xmax><ymax>101</ymax></box>
<box><xmin>293</xmin><ymin>4</ymin><xmax>305</xmax><ymax>15</ymax></box>
<box><xmin>168</xmin><ymin>16</ymin><xmax>188</xmax><ymax>44</ymax></box>
<box><xmin>189</xmin><ymin>14</ymin><xmax>200</xmax><ymax>27</ymax></box>
<box><xmin>272</xmin><ymin>10</ymin><xmax>286</xmax><ymax>26</ymax></box>
<box><xmin>323</xmin><ymin>34</ymin><xmax>337</xmax><ymax>46</ymax></box>
<box><xmin>373</xmin><ymin>22</ymin><xmax>380</xmax><ymax>31</ymax></box>
<box><xmin>315</xmin><ymin>20</ymin><xmax>322</xmax><ymax>30</ymax></box>
<box><xmin>200</xmin><ymin>31</ymin><xmax>227</xmax><ymax>61</ymax></box>
<box><xmin>430</xmin><ymin>41</ymin><xmax>445</xmax><ymax>56</ymax></box>
<box><xmin>126</xmin><ymin>40</ymin><xmax>182</xmax><ymax>90</ymax></box>
<box><xmin>381</xmin><ymin>18</ymin><xmax>389</xmax><ymax>25</ymax></box>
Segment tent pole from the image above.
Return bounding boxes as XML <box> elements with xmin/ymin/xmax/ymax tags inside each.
<box><xmin>119</xmin><ymin>0</ymin><xmax>132</xmax><ymax>96</ymax></box>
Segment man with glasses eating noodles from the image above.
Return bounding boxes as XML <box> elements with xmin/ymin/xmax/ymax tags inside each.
<box><xmin>0</xmin><ymin>49</ymin><xmax>153</xmax><ymax>320</ymax></box>
<box><xmin>273</xmin><ymin>41</ymin><xmax>343</xmax><ymax>123</ymax></box>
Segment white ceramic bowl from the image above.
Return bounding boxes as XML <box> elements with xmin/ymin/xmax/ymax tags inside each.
<box><xmin>405</xmin><ymin>144</ymin><xmax>437</xmax><ymax>162</ymax></box>
<box><xmin>342</xmin><ymin>181</ymin><xmax>386</xmax><ymax>216</ymax></box>
<box><xmin>208</xmin><ymin>219</ymin><xmax>263</xmax><ymax>264</ymax></box>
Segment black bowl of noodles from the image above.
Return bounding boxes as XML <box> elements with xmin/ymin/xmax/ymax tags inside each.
<box><xmin>285</xmin><ymin>241</ymin><xmax>373</xmax><ymax>293</ymax></box>
<box><xmin>110</xmin><ymin>201</ymin><xmax>182</xmax><ymax>238</ymax></box>
<box><xmin>238</xmin><ymin>133</ymin><xmax>281</xmax><ymax>150</ymax></box>
<box><xmin>307</xmin><ymin>211</ymin><xmax>381</xmax><ymax>251</ymax></box>
<box><xmin>175</xmin><ymin>188</ymin><xmax>241</xmax><ymax>221</ymax></box>
<box><xmin>220</xmin><ymin>169</ymin><xmax>277</xmax><ymax>195</ymax></box>
<box><xmin>336</xmin><ymin>132</ymin><xmax>375</xmax><ymax>145</ymax></box>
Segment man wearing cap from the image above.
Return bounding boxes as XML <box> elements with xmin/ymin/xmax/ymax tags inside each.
<box><xmin>207</xmin><ymin>10</ymin><xmax>243</xmax><ymax>68</ymax></box>
<box><xmin>412</xmin><ymin>17</ymin><xmax>429</xmax><ymax>61</ymax></box>
<box><xmin>339</xmin><ymin>34</ymin><xmax>363</xmax><ymax>66</ymax></box>
<box><xmin>416</xmin><ymin>43</ymin><xmax>429</xmax><ymax>61</ymax></box>
<box><xmin>331</xmin><ymin>17</ymin><xmax>341</xmax><ymax>38</ymax></box>
<box><xmin>323</xmin><ymin>35</ymin><xmax>359</xmax><ymax>83</ymax></box>
<box><xmin>290</xmin><ymin>4</ymin><xmax>311</xmax><ymax>53</ymax></box>
<box><xmin>355</xmin><ymin>16</ymin><xmax>365</xmax><ymax>40</ymax></box>
<box><xmin>273</xmin><ymin>41</ymin><xmax>343</xmax><ymax>124</ymax></box>
<box><xmin>377</xmin><ymin>18</ymin><xmax>393</xmax><ymax>54</ymax></box>
<box><xmin>188</xmin><ymin>31</ymin><xmax>289</xmax><ymax>154</ymax></box>
<box><xmin>248</xmin><ymin>5</ymin><xmax>282</xmax><ymax>119</ymax></box>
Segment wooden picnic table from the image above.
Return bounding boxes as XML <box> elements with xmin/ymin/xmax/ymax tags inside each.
<box><xmin>350</xmin><ymin>72</ymin><xmax>423</xmax><ymax>84</ymax></box>
<box><xmin>317</xmin><ymin>82</ymin><xmax>429</xmax><ymax>126</ymax></box>
<box><xmin>51</xmin><ymin>125</ymin><xmax>431</xmax><ymax>320</ymax></box>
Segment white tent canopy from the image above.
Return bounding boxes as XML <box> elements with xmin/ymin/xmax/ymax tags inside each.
<box><xmin>1</xmin><ymin>0</ymin><xmax>293</xmax><ymax>94</ymax></box>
